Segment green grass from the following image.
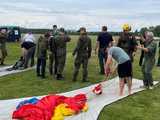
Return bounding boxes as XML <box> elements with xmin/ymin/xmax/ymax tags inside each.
<box><xmin>0</xmin><ymin>35</ymin><xmax>160</xmax><ymax>120</ymax></box>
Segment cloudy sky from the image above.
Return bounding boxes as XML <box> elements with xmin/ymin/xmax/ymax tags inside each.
<box><xmin>0</xmin><ymin>0</ymin><xmax>160</xmax><ymax>31</ymax></box>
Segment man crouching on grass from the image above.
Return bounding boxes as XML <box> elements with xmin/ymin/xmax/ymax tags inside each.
<box><xmin>105</xmin><ymin>44</ymin><xmax>132</xmax><ymax>96</ymax></box>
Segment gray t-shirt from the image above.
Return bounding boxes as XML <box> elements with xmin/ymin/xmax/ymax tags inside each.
<box><xmin>108</xmin><ymin>46</ymin><xmax>130</xmax><ymax>64</ymax></box>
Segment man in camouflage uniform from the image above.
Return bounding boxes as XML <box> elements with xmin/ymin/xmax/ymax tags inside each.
<box><xmin>72</xmin><ymin>27</ymin><xmax>92</xmax><ymax>82</ymax></box>
<box><xmin>137</xmin><ymin>31</ymin><xmax>157</xmax><ymax>89</ymax></box>
<box><xmin>117</xmin><ymin>24</ymin><xmax>137</xmax><ymax>62</ymax></box>
<box><xmin>0</xmin><ymin>29</ymin><xmax>8</xmax><ymax>65</ymax></box>
<box><xmin>48</xmin><ymin>25</ymin><xmax>58</xmax><ymax>75</ymax></box>
<box><xmin>36</xmin><ymin>33</ymin><xmax>49</xmax><ymax>79</ymax></box>
<box><xmin>53</xmin><ymin>28</ymin><xmax>71</xmax><ymax>80</ymax></box>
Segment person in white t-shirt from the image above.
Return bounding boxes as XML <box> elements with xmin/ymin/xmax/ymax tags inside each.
<box><xmin>21</xmin><ymin>32</ymin><xmax>36</xmax><ymax>68</ymax></box>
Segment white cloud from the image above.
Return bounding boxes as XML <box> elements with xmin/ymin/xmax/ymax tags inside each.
<box><xmin>0</xmin><ymin>0</ymin><xmax>160</xmax><ymax>31</ymax></box>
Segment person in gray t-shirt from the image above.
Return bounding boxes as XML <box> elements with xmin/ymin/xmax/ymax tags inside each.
<box><xmin>105</xmin><ymin>46</ymin><xmax>132</xmax><ymax>96</ymax></box>
<box><xmin>108</xmin><ymin>46</ymin><xmax>130</xmax><ymax>64</ymax></box>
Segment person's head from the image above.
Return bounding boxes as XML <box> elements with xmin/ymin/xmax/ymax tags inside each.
<box><xmin>53</xmin><ymin>25</ymin><xmax>57</xmax><ymax>29</ymax></box>
<box><xmin>145</xmin><ymin>31</ymin><xmax>154</xmax><ymax>42</ymax></box>
<box><xmin>79</xmin><ymin>27</ymin><xmax>87</xmax><ymax>35</ymax></box>
<box><xmin>28</xmin><ymin>32</ymin><xmax>32</xmax><ymax>35</ymax></box>
<box><xmin>0</xmin><ymin>29</ymin><xmax>6</xmax><ymax>33</ymax></box>
<box><xmin>59</xmin><ymin>27</ymin><xmax>65</xmax><ymax>35</ymax></box>
<box><xmin>44</xmin><ymin>32</ymin><xmax>50</xmax><ymax>38</ymax></box>
<box><xmin>122</xmin><ymin>24</ymin><xmax>131</xmax><ymax>33</ymax></box>
<box><xmin>102</xmin><ymin>26</ymin><xmax>107</xmax><ymax>32</ymax></box>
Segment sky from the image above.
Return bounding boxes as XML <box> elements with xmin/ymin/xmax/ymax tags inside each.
<box><xmin>0</xmin><ymin>0</ymin><xmax>160</xmax><ymax>31</ymax></box>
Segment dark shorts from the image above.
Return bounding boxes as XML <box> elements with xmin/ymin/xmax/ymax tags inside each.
<box><xmin>118</xmin><ymin>60</ymin><xmax>132</xmax><ymax>78</ymax></box>
<box><xmin>21</xmin><ymin>42</ymin><xmax>35</xmax><ymax>50</ymax></box>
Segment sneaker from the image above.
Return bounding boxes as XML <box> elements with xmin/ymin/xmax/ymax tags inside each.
<box><xmin>37</xmin><ymin>74</ymin><xmax>41</xmax><ymax>77</ymax></box>
<box><xmin>56</xmin><ymin>74</ymin><xmax>64</xmax><ymax>80</ymax></box>
<box><xmin>149</xmin><ymin>86</ymin><xmax>154</xmax><ymax>90</ymax></box>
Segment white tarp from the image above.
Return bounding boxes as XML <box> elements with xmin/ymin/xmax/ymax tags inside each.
<box><xmin>0</xmin><ymin>66</ymin><xmax>34</xmax><ymax>77</ymax></box>
<box><xmin>0</xmin><ymin>77</ymin><xmax>158</xmax><ymax>120</ymax></box>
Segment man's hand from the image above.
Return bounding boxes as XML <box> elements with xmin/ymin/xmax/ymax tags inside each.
<box><xmin>48</xmin><ymin>51</ymin><xmax>52</xmax><ymax>55</ymax></box>
<box><xmin>105</xmin><ymin>66</ymin><xmax>111</xmax><ymax>77</ymax></box>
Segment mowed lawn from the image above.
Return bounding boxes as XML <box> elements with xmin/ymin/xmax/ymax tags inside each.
<box><xmin>0</xmin><ymin>35</ymin><xmax>160</xmax><ymax>120</ymax></box>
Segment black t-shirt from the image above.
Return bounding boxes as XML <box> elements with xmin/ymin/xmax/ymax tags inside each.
<box><xmin>97</xmin><ymin>32</ymin><xmax>113</xmax><ymax>48</ymax></box>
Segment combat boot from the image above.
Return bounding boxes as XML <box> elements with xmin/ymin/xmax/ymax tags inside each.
<box><xmin>56</xmin><ymin>74</ymin><xmax>64</xmax><ymax>80</ymax></box>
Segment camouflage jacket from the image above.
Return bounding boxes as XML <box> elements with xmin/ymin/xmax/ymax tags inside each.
<box><xmin>73</xmin><ymin>35</ymin><xmax>92</xmax><ymax>58</ymax></box>
<box><xmin>36</xmin><ymin>36</ymin><xmax>48</xmax><ymax>58</ymax></box>
<box><xmin>54</xmin><ymin>34</ymin><xmax>71</xmax><ymax>56</ymax></box>
<box><xmin>117</xmin><ymin>32</ymin><xmax>137</xmax><ymax>54</ymax></box>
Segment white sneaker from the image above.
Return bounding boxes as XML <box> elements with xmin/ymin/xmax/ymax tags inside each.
<box><xmin>149</xmin><ymin>86</ymin><xmax>154</xmax><ymax>90</ymax></box>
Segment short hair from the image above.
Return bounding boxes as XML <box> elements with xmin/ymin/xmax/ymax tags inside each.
<box><xmin>44</xmin><ymin>32</ymin><xmax>50</xmax><ymax>38</ymax></box>
<box><xmin>53</xmin><ymin>25</ymin><xmax>57</xmax><ymax>28</ymax></box>
<box><xmin>146</xmin><ymin>31</ymin><xmax>154</xmax><ymax>39</ymax></box>
<box><xmin>59</xmin><ymin>27</ymin><xmax>65</xmax><ymax>33</ymax></box>
<box><xmin>102</xmin><ymin>26</ymin><xmax>107</xmax><ymax>31</ymax></box>
<box><xmin>80</xmin><ymin>27</ymin><xmax>86</xmax><ymax>32</ymax></box>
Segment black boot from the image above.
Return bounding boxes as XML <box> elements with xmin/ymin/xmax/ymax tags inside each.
<box><xmin>82</xmin><ymin>79</ymin><xmax>89</xmax><ymax>82</ymax></box>
<box><xmin>56</xmin><ymin>74</ymin><xmax>64</xmax><ymax>80</ymax></box>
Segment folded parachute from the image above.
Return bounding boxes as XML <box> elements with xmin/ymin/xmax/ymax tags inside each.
<box><xmin>12</xmin><ymin>94</ymin><xmax>88</xmax><ymax>120</ymax></box>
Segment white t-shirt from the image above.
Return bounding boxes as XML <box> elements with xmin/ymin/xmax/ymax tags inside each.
<box><xmin>22</xmin><ymin>33</ymin><xmax>36</xmax><ymax>43</ymax></box>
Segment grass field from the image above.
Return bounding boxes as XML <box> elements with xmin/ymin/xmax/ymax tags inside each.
<box><xmin>0</xmin><ymin>35</ymin><xmax>160</xmax><ymax>120</ymax></box>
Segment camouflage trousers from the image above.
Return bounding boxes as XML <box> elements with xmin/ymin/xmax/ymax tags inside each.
<box><xmin>56</xmin><ymin>54</ymin><xmax>66</xmax><ymax>75</ymax></box>
<box><xmin>142</xmin><ymin>59</ymin><xmax>155</xmax><ymax>87</ymax></box>
<box><xmin>73</xmin><ymin>56</ymin><xmax>88</xmax><ymax>81</ymax></box>
<box><xmin>0</xmin><ymin>48</ymin><xmax>7</xmax><ymax>64</ymax></box>
<box><xmin>24</xmin><ymin>46</ymin><xmax>35</xmax><ymax>68</ymax></box>
<box><xmin>49</xmin><ymin>52</ymin><xmax>57</xmax><ymax>75</ymax></box>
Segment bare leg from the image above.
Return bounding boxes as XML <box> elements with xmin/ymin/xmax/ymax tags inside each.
<box><xmin>119</xmin><ymin>78</ymin><xmax>125</xmax><ymax>96</ymax></box>
<box><xmin>126</xmin><ymin>77</ymin><xmax>132</xmax><ymax>95</ymax></box>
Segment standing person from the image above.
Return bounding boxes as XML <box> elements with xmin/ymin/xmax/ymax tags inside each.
<box><xmin>137</xmin><ymin>31</ymin><xmax>157</xmax><ymax>89</ymax></box>
<box><xmin>48</xmin><ymin>25</ymin><xmax>58</xmax><ymax>75</ymax></box>
<box><xmin>54</xmin><ymin>28</ymin><xmax>71</xmax><ymax>80</ymax></box>
<box><xmin>105</xmin><ymin>46</ymin><xmax>132</xmax><ymax>96</ymax></box>
<box><xmin>36</xmin><ymin>33</ymin><xmax>49</xmax><ymax>79</ymax></box>
<box><xmin>72</xmin><ymin>27</ymin><xmax>92</xmax><ymax>82</ymax></box>
<box><xmin>117</xmin><ymin>24</ymin><xmax>137</xmax><ymax>62</ymax></box>
<box><xmin>95</xmin><ymin>26</ymin><xmax>113</xmax><ymax>74</ymax></box>
<box><xmin>21</xmin><ymin>32</ymin><xmax>36</xmax><ymax>68</ymax></box>
<box><xmin>0</xmin><ymin>29</ymin><xmax>8</xmax><ymax>65</ymax></box>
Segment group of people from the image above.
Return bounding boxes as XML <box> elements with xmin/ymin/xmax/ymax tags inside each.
<box><xmin>35</xmin><ymin>24</ymin><xmax>157</xmax><ymax>96</ymax></box>
<box><xmin>36</xmin><ymin>25</ymin><xmax>91</xmax><ymax>82</ymax></box>
<box><xmin>104</xmin><ymin>24</ymin><xmax>157</xmax><ymax>96</ymax></box>
<box><xmin>0</xmin><ymin>24</ymin><xmax>158</xmax><ymax>96</ymax></box>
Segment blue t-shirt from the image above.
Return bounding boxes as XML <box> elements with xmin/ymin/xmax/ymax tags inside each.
<box><xmin>108</xmin><ymin>47</ymin><xmax>130</xmax><ymax>64</ymax></box>
<box><xmin>97</xmin><ymin>32</ymin><xmax>113</xmax><ymax>48</ymax></box>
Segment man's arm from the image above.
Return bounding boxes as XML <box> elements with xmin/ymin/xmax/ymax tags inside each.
<box><xmin>73</xmin><ymin>38</ymin><xmax>80</xmax><ymax>56</ymax></box>
<box><xmin>105</xmin><ymin>55</ymin><xmax>112</xmax><ymax>76</ymax></box>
